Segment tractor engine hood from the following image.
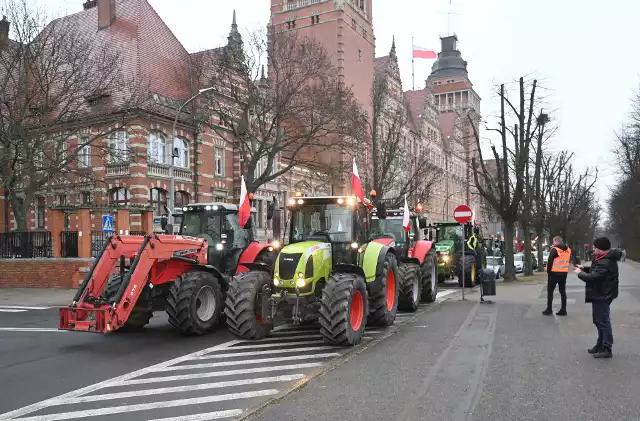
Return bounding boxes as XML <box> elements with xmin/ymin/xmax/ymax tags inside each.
<box><xmin>275</xmin><ymin>241</ymin><xmax>332</xmax><ymax>283</ymax></box>
<box><xmin>435</xmin><ymin>240</ymin><xmax>455</xmax><ymax>252</ymax></box>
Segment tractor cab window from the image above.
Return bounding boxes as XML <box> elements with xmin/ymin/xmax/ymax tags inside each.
<box><xmin>438</xmin><ymin>225</ymin><xmax>462</xmax><ymax>242</ymax></box>
<box><xmin>370</xmin><ymin>218</ymin><xmax>405</xmax><ymax>242</ymax></box>
<box><xmin>180</xmin><ymin>212</ymin><xmax>223</xmax><ymax>246</ymax></box>
<box><xmin>291</xmin><ymin>203</ymin><xmax>354</xmax><ymax>243</ymax></box>
<box><xmin>224</xmin><ymin>213</ymin><xmax>251</xmax><ymax>249</ymax></box>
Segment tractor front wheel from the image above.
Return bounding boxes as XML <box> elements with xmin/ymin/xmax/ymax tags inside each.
<box><xmin>101</xmin><ymin>274</ymin><xmax>153</xmax><ymax>330</ymax></box>
<box><xmin>397</xmin><ymin>263</ymin><xmax>421</xmax><ymax>312</ymax></box>
<box><xmin>319</xmin><ymin>272</ymin><xmax>368</xmax><ymax>346</ymax></box>
<box><xmin>166</xmin><ymin>271</ymin><xmax>224</xmax><ymax>336</ymax></box>
<box><xmin>367</xmin><ymin>253</ymin><xmax>399</xmax><ymax>326</ymax></box>
<box><xmin>420</xmin><ymin>250</ymin><xmax>438</xmax><ymax>302</ymax></box>
<box><xmin>225</xmin><ymin>271</ymin><xmax>273</xmax><ymax>340</ymax></box>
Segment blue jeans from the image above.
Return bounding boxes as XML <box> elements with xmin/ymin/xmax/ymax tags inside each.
<box><xmin>592</xmin><ymin>301</ymin><xmax>614</xmax><ymax>349</ymax></box>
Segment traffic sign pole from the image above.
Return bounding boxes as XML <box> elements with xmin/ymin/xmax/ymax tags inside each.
<box><xmin>454</xmin><ymin>204</ymin><xmax>472</xmax><ymax>301</ymax></box>
<box><xmin>461</xmin><ymin>226</ymin><xmax>465</xmax><ymax>301</ymax></box>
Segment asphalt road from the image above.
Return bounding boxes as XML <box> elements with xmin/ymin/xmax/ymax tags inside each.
<box><xmin>248</xmin><ymin>261</ymin><xmax>640</xmax><ymax>421</ymax></box>
<box><xmin>0</xmin><ymin>287</ymin><xmax>458</xmax><ymax>420</ymax></box>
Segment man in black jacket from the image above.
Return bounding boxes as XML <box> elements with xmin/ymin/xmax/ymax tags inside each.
<box><xmin>573</xmin><ymin>237</ymin><xmax>621</xmax><ymax>358</ymax></box>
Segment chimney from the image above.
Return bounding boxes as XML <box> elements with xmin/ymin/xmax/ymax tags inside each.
<box><xmin>82</xmin><ymin>0</ymin><xmax>97</xmax><ymax>9</ymax></box>
<box><xmin>98</xmin><ymin>0</ymin><xmax>116</xmax><ymax>30</ymax></box>
<box><xmin>0</xmin><ymin>15</ymin><xmax>9</xmax><ymax>45</ymax></box>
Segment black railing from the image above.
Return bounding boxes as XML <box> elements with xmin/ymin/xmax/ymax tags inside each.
<box><xmin>91</xmin><ymin>232</ymin><xmax>113</xmax><ymax>258</ymax></box>
<box><xmin>129</xmin><ymin>231</ymin><xmax>147</xmax><ymax>236</ymax></box>
<box><xmin>61</xmin><ymin>231</ymin><xmax>79</xmax><ymax>258</ymax></box>
<box><xmin>0</xmin><ymin>232</ymin><xmax>53</xmax><ymax>258</ymax></box>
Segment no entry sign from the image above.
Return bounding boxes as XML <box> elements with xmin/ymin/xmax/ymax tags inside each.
<box><xmin>453</xmin><ymin>204</ymin><xmax>473</xmax><ymax>224</ymax></box>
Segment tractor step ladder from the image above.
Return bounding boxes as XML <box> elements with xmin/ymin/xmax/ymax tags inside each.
<box><xmin>59</xmin><ymin>234</ymin><xmax>208</xmax><ymax>334</ymax></box>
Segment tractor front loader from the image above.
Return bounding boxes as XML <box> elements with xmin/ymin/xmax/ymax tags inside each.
<box><xmin>370</xmin><ymin>204</ymin><xmax>437</xmax><ymax>312</ymax></box>
<box><xmin>60</xmin><ymin>202</ymin><xmax>278</xmax><ymax>336</ymax></box>
<box><xmin>225</xmin><ymin>194</ymin><xmax>399</xmax><ymax>346</ymax></box>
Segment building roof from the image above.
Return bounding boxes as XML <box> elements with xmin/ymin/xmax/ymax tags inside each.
<box><xmin>404</xmin><ymin>89</ymin><xmax>427</xmax><ymax>128</ymax></box>
<box><xmin>429</xmin><ymin>34</ymin><xmax>469</xmax><ymax>80</ymax></box>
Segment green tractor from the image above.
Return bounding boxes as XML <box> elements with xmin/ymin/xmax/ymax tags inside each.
<box><xmin>432</xmin><ymin>222</ymin><xmax>462</xmax><ymax>283</ymax></box>
<box><xmin>224</xmin><ymin>195</ymin><xmax>399</xmax><ymax>346</ymax></box>
<box><xmin>370</xmin><ymin>205</ymin><xmax>438</xmax><ymax>312</ymax></box>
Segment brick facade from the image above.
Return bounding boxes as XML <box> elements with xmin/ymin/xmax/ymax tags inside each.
<box><xmin>0</xmin><ymin>259</ymin><xmax>92</xmax><ymax>288</ymax></box>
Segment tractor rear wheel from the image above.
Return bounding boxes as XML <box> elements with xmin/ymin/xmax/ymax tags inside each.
<box><xmin>420</xmin><ymin>250</ymin><xmax>438</xmax><ymax>302</ymax></box>
<box><xmin>367</xmin><ymin>253</ymin><xmax>399</xmax><ymax>326</ymax></box>
<box><xmin>225</xmin><ymin>270</ymin><xmax>273</xmax><ymax>340</ymax></box>
<box><xmin>166</xmin><ymin>271</ymin><xmax>223</xmax><ymax>336</ymax></box>
<box><xmin>319</xmin><ymin>272</ymin><xmax>367</xmax><ymax>346</ymax></box>
<box><xmin>397</xmin><ymin>263</ymin><xmax>421</xmax><ymax>312</ymax></box>
<box><xmin>456</xmin><ymin>255</ymin><xmax>476</xmax><ymax>287</ymax></box>
<box><xmin>101</xmin><ymin>274</ymin><xmax>153</xmax><ymax>330</ymax></box>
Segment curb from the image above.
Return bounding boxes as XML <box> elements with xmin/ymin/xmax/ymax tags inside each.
<box><xmin>238</xmin><ymin>290</ymin><xmax>461</xmax><ymax>421</ymax></box>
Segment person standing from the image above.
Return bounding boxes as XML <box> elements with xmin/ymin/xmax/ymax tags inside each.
<box><xmin>573</xmin><ymin>237</ymin><xmax>620</xmax><ymax>358</ymax></box>
<box><xmin>542</xmin><ymin>236</ymin><xmax>572</xmax><ymax>316</ymax></box>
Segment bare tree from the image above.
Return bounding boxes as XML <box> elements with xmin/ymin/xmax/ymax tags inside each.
<box><xmin>469</xmin><ymin>77</ymin><xmax>539</xmax><ymax>281</ymax></box>
<box><xmin>369</xmin><ymin>75</ymin><xmax>439</xmax><ymax>208</ymax></box>
<box><xmin>0</xmin><ymin>0</ymin><xmax>144</xmax><ymax>231</ymax></box>
<box><xmin>195</xmin><ymin>28</ymin><xmax>365</xmax><ymax>195</ymax></box>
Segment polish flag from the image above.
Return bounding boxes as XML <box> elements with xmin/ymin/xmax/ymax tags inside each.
<box><xmin>351</xmin><ymin>158</ymin><xmax>365</xmax><ymax>204</ymax></box>
<box><xmin>238</xmin><ymin>176</ymin><xmax>251</xmax><ymax>228</ymax></box>
<box><xmin>413</xmin><ymin>45</ymin><xmax>437</xmax><ymax>59</ymax></box>
<box><xmin>402</xmin><ymin>195</ymin><xmax>411</xmax><ymax>232</ymax></box>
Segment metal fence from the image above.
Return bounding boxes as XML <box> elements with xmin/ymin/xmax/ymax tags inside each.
<box><xmin>0</xmin><ymin>232</ymin><xmax>53</xmax><ymax>258</ymax></box>
<box><xmin>91</xmin><ymin>232</ymin><xmax>113</xmax><ymax>258</ymax></box>
<box><xmin>130</xmin><ymin>231</ymin><xmax>147</xmax><ymax>236</ymax></box>
<box><xmin>61</xmin><ymin>231</ymin><xmax>79</xmax><ymax>258</ymax></box>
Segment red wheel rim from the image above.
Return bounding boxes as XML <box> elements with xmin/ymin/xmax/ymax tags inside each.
<box><xmin>386</xmin><ymin>269</ymin><xmax>396</xmax><ymax>311</ymax></box>
<box><xmin>350</xmin><ymin>291</ymin><xmax>364</xmax><ymax>331</ymax></box>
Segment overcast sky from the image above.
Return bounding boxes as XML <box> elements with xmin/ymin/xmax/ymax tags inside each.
<box><xmin>17</xmin><ymin>0</ymin><xmax>640</xmax><ymax>214</ymax></box>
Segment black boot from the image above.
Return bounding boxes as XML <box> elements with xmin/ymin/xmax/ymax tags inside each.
<box><xmin>556</xmin><ymin>309</ymin><xmax>567</xmax><ymax>316</ymax></box>
<box><xmin>593</xmin><ymin>347</ymin><xmax>613</xmax><ymax>358</ymax></box>
<box><xmin>588</xmin><ymin>344</ymin><xmax>603</xmax><ymax>354</ymax></box>
<box><xmin>542</xmin><ymin>308</ymin><xmax>553</xmax><ymax>316</ymax></box>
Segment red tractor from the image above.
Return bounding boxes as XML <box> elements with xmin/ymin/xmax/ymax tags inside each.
<box><xmin>370</xmin><ymin>203</ymin><xmax>437</xmax><ymax>312</ymax></box>
<box><xmin>59</xmin><ymin>203</ymin><xmax>277</xmax><ymax>335</ymax></box>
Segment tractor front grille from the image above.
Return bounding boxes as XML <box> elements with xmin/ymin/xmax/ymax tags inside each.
<box><xmin>278</xmin><ymin>253</ymin><xmax>302</xmax><ymax>280</ymax></box>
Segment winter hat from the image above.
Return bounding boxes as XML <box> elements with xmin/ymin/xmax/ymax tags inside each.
<box><xmin>593</xmin><ymin>237</ymin><xmax>611</xmax><ymax>251</ymax></box>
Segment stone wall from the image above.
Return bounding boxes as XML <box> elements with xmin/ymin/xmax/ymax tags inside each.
<box><xmin>0</xmin><ymin>259</ymin><xmax>92</xmax><ymax>288</ymax></box>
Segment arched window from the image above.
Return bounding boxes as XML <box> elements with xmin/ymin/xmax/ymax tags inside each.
<box><xmin>108</xmin><ymin>187</ymin><xmax>129</xmax><ymax>206</ymax></box>
<box><xmin>108</xmin><ymin>130</ymin><xmax>129</xmax><ymax>163</ymax></box>
<box><xmin>148</xmin><ymin>132</ymin><xmax>167</xmax><ymax>164</ymax></box>
<box><xmin>174</xmin><ymin>191</ymin><xmax>190</xmax><ymax>208</ymax></box>
<box><xmin>173</xmin><ymin>138</ymin><xmax>189</xmax><ymax>168</ymax></box>
<box><xmin>149</xmin><ymin>188</ymin><xmax>167</xmax><ymax>217</ymax></box>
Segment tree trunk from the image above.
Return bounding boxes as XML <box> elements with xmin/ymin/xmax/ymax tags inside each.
<box><xmin>9</xmin><ymin>194</ymin><xmax>28</xmax><ymax>232</ymax></box>
<box><xmin>523</xmin><ymin>226</ymin><xmax>533</xmax><ymax>276</ymax></box>
<box><xmin>536</xmin><ymin>225</ymin><xmax>545</xmax><ymax>272</ymax></box>
<box><xmin>503</xmin><ymin>221</ymin><xmax>517</xmax><ymax>282</ymax></box>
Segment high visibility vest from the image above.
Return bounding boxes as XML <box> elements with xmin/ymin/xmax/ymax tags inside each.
<box><xmin>467</xmin><ymin>235</ymin><xmax>478</xmax><ymax>251</ymax></box>
<box><xmin>550</xmin><ymin>247</ymin><xmax>571</xmax><ymax>272</ymax></box>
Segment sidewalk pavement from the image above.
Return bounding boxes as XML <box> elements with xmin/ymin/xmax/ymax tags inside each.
<box><xmin>0</xmin><ymin>288</ymin><xmax>76</xmax><ymax>307</ymax></box>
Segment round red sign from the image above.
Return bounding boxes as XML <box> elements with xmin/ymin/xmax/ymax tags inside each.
<box><xmin>453</xmin><ymin>204</ymin><xmax>473</xmax><ymax>224</ymax></box>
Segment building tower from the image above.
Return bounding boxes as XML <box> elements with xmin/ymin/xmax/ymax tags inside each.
<box><xmin>426</xmin><ymin>35</ymin><xmax>481</xmax><ymax>211</ymax></box>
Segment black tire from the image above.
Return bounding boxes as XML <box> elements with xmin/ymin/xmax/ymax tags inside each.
<box><xmin>367</xmin><ymin>253</ymin><xmax>399</xmax><ymax>326</ymax></box>
<box><xmin>420</xmin><ymin>250</ymin><xmax>438</xmax><ymax>302</ymax></box>
<box><xmin>397</xmin><ymin>263</ymin><xmax>421</xmax><ymax>312</ymax></box>
<box><xmin>319</xmin><ymin>272</ymin><xmax>367</xmax><ymax>346</ymax></box>
<box><xmin>255</xmin><ymin>250</ymin><xmax>277</xmax><ymax>267</ymax></box>
<box><xmin>101</xmin><ymin>274</ymin><xmax>153</xmax><ymax>330</ymax></box>
<box><xmin>224</xmin><ymin>271</ymin><xmax>273</xmax><ymax>340</ymax></box>
<box><xmin>166</xmin><ymin>271</ymin><xmax>224</xmax><ymax>336</ymax></box>
<box><xmin>438</xmin><ymin>273</ymin><xmax>446</xmax><ymax>284</ymax></box>
<box><xmin>455</xmin><ymin>255</ymin><xmax>476</xmax><ymax>287</ymax></box>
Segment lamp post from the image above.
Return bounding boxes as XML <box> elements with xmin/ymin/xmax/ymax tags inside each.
<box><xmin>168</xmin><ymin>87</ymin><xmax>215</xmax><ymax>233</ymax></box>
<box><xmin>441</xmin><ymin>190</ymin><xmax>462</xmax><ymax>221</ymax></box>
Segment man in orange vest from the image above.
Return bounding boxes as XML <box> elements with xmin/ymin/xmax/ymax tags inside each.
<box><xmin>542</xmin><ymin>236</ymin><xmax>573</xmax><ymax>316</ymax></box>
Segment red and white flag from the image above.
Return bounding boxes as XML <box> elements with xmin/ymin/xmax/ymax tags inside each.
<box><xmin>351</xmin><ymin>158</ymin><xmax>365</xmax><ymax>204</ymax></box>
<box><xmin>238</xmin><ymin>175</ymin><xmax>251</xmax><ymax>228</ymax></box>
<box><xmin>402</xmin><ymin>195</ymin><xmax>411</xmax><ymax>232</ymax></box>
<box><xmin>412</xmin><ymin>45</ymin><xmax>437</xmax><ymax>59</ymax></box>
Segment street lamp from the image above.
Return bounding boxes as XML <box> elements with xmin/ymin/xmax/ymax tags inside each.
<box><xmin>168</xmin><ymin>87</ymin><xmax>215</xmax><ymax>233</ymax></box>
<box><xmin>442</xmin><ymin>190</ymin><xmax>462</xmax><ymax>221</ymax></box>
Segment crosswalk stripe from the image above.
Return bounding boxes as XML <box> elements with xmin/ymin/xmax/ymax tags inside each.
<box><xmin>154</xmin><ymin>353</ymin><xmax>340</xmax><ymax>372</ymax></box>
<box><xmin>0</xmin><ymin>305</ymin><xmax>50</xmax><ymax>310</ymax></box>
<box><xmin>147</xmin><ymin>409</ymin><xmax>244</xmax><ymax>421</ymax></box>
<box><xmin>58</xmin><ymin>375</ymin><xmax>305</xmax><ymax>405</ymax></box>
<box><xmin>194</xmin><ymin>346</ymin><xmax>337</xmax><ymax>360</ymax></box>
<box><xmin>230</xmin><ymin>340</ymin><xmax>327</xmax><ymax>349</ymax></box>
<box><xmin>0</xmin><ymin>309</ymin><xmax>28</xmax><ymax>313</ymax></box>
<box><xmin>235</xmin><ymin>333</ymin><xmax>322</xmax><ymax>343</ymax></box>
<box><xmin>118</xmin><ymin>362</ymin><xmax>325</xmax><ymax>386</ymax></box>
<box><xmin>13</xmin><ymin>390</ymin><xmax>279</xmax><ymax>421</ymax></box>
<box><xmin>148</xmin><ymin>409</ymin><xmax>243</xmax><ymax>421</ymax></box>
<box><xmin>0</xmin><ymin>327</ymin><xmax>64</xmax><ymax>332</ymax></box>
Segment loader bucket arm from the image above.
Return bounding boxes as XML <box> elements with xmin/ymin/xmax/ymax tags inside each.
<box><xmin>60</xmin><ymin>234</ymin><xmax>208</xmax><ymax>334</ymax></box>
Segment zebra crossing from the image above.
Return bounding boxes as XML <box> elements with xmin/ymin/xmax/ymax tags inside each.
<box><xmin>0</xmin><ymin>291</ymin><xmax>457</xmax><ymax>421</ymax></box>
<box><xmin>0</xmin><ymin>305</ymin><xmax>50</xmax><ymax>313</ymax></box>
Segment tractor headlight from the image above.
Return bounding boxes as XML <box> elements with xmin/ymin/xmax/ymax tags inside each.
<box><xmin>216</xmin><ymin>243</ymin><xmax>224</xmax><ymax>251</ymax></box>
<box><xmin>274</xmin><ymin>278</ymin><xmax>280</xmax><ymax>286</ymax></box>
<box><xmin>296</xmin><ymin>278</ymin><xmax>305</xmax><ymax>288</ymax></box>
<box><xmin>350</xmin><ymin>242</ymin><xmax>359</xmax><ymax>249</ymax></box>
<box><xmin>205</xmin><ymin>205</ymin><xmax>212</xmax><ymax>210</ymax></box>
<box><xmin>442</xmin><ymin>255</ymin><xmax>449</xmax><ymax>262</ymax></box>
<box><xmin>272</xmin><ymin>240</ymin><xmax>281</xmax><ymax>249</ymax></box>
<box><xmin>298</xmin><ymin>272</ymin><xmax>304</xmax><ymax>279</ymax></box>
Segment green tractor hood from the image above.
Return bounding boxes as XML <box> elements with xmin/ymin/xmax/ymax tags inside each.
<box><xmin>435</xmin><ymin>240</ymin><xmax>455</xmax><ymax>252</ymax></box>
<box><xmin>274</xmin><ymin>241</ymin><xmax>333</xmax><ymax>292</ymax></box>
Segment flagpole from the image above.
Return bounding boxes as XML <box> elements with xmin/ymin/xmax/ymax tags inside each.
<box><xmin>411</xmin><ymin>37</ymin><xmax>415</xmax><ymax>91</ymax></box>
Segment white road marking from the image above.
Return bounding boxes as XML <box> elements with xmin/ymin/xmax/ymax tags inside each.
<box><xmin>0</xmin><ymin>328</ymin><xmax>64</xmax><ymax>332</ymax></box>
<box><xmin>0</xmin><ymin>305</ymin><xmax>50</xmax><ymax>310</ymax></box>
<box><xmin>147</xmin><ymin>409</ymin><xmax>243</xmax><ymax>421</ymax></box>
<box><xmin>0</xmin><ymin>309</ymin><xmax>28</xmax><ymax>313</ymax></box>
<box><xmin>57</xmin><ymin>375</ymin><xmax>305</xmax><ymax>405</ymax></box>
<box><xmin>148</xmin><ymin>409</ymin><xmax>243</xmax><ymax>421</ymax></box>
<box><xmin>436</xmin><ymin>290</ymin><xmax>456</xmax><ymax>299</ymax></box>
<box><xmin>153</xmin><ymin>353</ymin><xmax>340</xmax><ymax>372</ymax></box>
<box><xmin>194</xmin><ymin>345</ymin><xmax>337</xmax><ymax>360</ymax></box>
<box><xmin>119</xmin><ymin>362</ymin><xmax>325</xmax><ymax>386</ymax></box>
<box><xmin>235</xmin><ymin>333</ymin><xmax>322</xmax><ymax>343</ymax></box>
<box><xmin>230</xmin><ymin>340</ymin><xmax>327</xmax><ymax>349</ymax></box>
<box><xmin>13</xmin><ymin>390</ymin><xmax>279</xmax><ymax>421</ymax></box>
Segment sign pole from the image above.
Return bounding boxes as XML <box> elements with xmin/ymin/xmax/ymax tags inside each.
<box><xmin>453</xmin><ymin>204</ymin><xmax>473</xmax><ymax>302</ymax></box>
<box><xmin>461</xmin><ymin>224</ymin><xmax>465</xmax><ymax>301</ymax></box>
